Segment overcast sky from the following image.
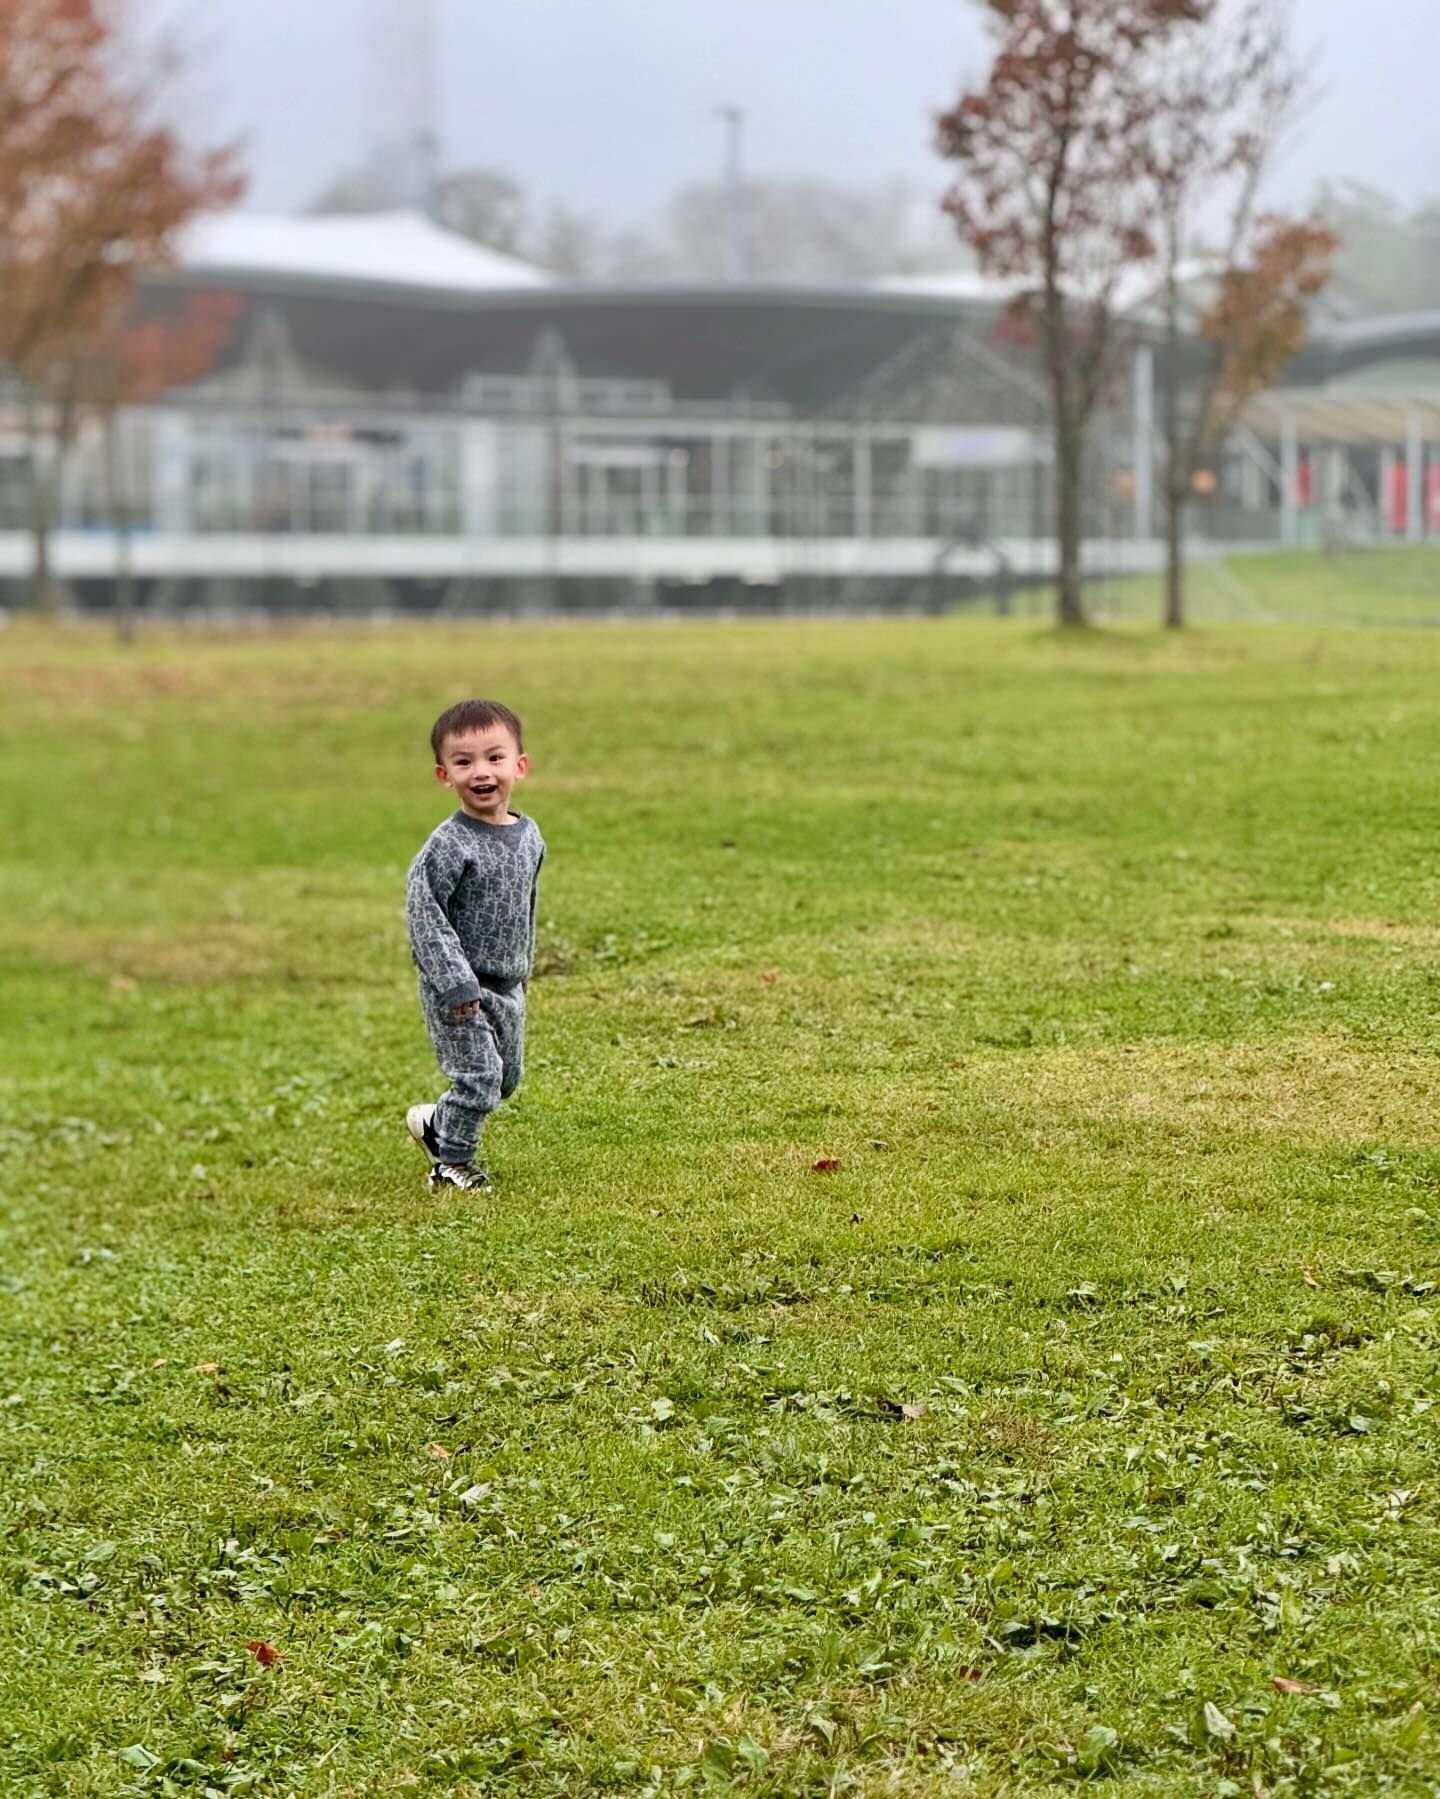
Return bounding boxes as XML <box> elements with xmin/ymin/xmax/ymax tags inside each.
<box><xmin>163</xmin><ymin>0</ymin><xmax>1440</xmax><ymax>224</ymax></box>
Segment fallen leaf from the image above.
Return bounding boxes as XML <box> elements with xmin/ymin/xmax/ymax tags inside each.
<box><xmin>760</xmin><ymin>968</ymin><xmax>778</xmax><ymax>986</ymax></box>
<box><xmin>1272</xmin><ymin>1677</ymin><xmax>1315</xmax><ymax>1695</ymax></box>
<box><xmin>811</xmin><ymin>1158</ymin><xmax>841</xmax><ymax>1174</ymax></box>
<box><xmin>427</xmin><ymin>1443</ymin><xmax>451</xmax><ymax>1459</ymax></box>
<box><xmin>1303</xmin><ymin>1267</ymin><xmax>1319</xmax><ymax>1289</ymax></box>
<box><xmin>900</xmin><ymin>1401</ymin><xmax>929</xmax><ymax>1420</ymax></box>
<box><xmin>1201</xmin><ymin>1701</ymin><xmax>1234</xmax><ymax>1740</ymax></box>
<box><xmin>246</xmin><ymin>1640</ymin><xmax>280</xmax><ymax>1667</ymax></box>
<box><xmin>192</xmin><ymin>1363</ymin><xmax>220</xmax><ymax>1374</ymax></box>
<box><xmin>149</xmin><ymin>1358</ymin><xmax>169</xmax><ymax>1369</ymax></box>
<box><xmin>866</xmin><ymin>1138</ymin><xmax>889</xmax><ymax>1151</ymax></box>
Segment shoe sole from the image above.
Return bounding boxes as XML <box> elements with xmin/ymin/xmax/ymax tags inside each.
<box><xmin>405</xmin><ymin>1104</ymin><xmax>438</xmax><ymax>1159</ymax></box>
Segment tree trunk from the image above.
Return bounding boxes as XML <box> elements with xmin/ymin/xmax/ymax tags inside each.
<box><xmin>1042</xmin><ymin>276</ymin><xmax>1088</xmax><ymax>628</ymax></box>
<box><xmin>29</xmin><ymin>450</ymin><xmax>58</xmax><ymax>616</ymax></box>
<box><xmin>1164</xmin><ymin>480</ymin><xmax>1187</xmax><ymax>629</ymax></box>
<box><xmin>1054</xmin><ymin>418</ymin><xmax>1086</xmax><ymax>626</ymax></box>
<box><xmin>24</xmin><ymin>397</ymin><xmax>59</xmax><ymax>615</ymax></box>
<box><xmin>1161</xmin><ymin>244</ymin><xmax>1186</xmax><ymax>629</ymax></box>
<box><xmin>105</xmin><ymin>415</ymin><xmax>138</xmax><ymax>644</ymax></box>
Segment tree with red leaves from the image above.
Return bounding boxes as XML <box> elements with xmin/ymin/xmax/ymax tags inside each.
<box><xmin>938</xmin><ymin>0</ymin><xmax>1211</xmax><ymax>625</ymax></box>
<box><xmin>1144</xmin><ymin>2</ymin><xmax>1335</xmax><ymax>625</ymax></box>
<box><xmin>0</xmin><ymin>0</ymin><xmax>242</xmax><ymax>613</ymax></box>
<box><xmin>63</xmin><ymin>291</ymin><xmax>239</xmax><ymax>640</ymax></box>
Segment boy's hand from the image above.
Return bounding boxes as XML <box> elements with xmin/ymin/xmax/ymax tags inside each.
<box><xmin>449</xmin><ymin>998</ymin><xmax>483</xmax><ymax>1021</ymax></box>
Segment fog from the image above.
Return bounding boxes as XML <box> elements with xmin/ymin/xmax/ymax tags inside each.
<box><xmin>160</xmin><ymin>0</ymin><xmax>1439</xmax><ymax>227</ymax></box>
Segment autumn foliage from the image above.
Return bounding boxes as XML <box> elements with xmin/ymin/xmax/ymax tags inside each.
<box><xmin>937</xmin><ymin>0</ymin><xmax>1214</xmax><ymax>625</ymax></box>
<box><xmin>1137</xmin><ymin>0</ymin><xmax>1335</xmax><ymax>626</ymax></box>
<box><xmin>0</xmin><ymin>0</ymin><xmax>243</xmax><ymax>609</ymax></box>
<box><xmin>1199</xmin><ymin>217</ymin><xmax>1338</xmax><ymax>423</ymax></box>
<box><xmin>938</xmin><ymin>0</ymin><xmax>1333</xmax><ymax>628</ymax></box>
<box><xmin>72</xmin><ymin>289</ymin><xmax>240</xmax><ymax>414</ymax></box>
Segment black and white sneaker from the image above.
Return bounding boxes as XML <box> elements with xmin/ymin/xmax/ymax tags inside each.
<box><xmin>428</xmin><ymin>1161</ymin><xmax>491</xmax><ymax>1193</ymax></box>
<box><xmin>405</xmin><ymin>1103</ymin><xmax>441</xmax><ymax>1161</ymax></box>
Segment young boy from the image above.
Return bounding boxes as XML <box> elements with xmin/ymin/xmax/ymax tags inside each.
<box><xmin>404</xmin><ymin>699</ymin><xmax>545</xmax><ymax>1192</ymax></box>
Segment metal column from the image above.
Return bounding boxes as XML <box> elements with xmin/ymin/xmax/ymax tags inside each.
<box><xmin>1380</xmin><ymin>446</ymin><xmax>1396</xmax><ymax>539</ymax></box>
<box><xmin>1408</xmin><ymin>409</ymin><xmax>1424</xmax><ymax>544</ymax></box>
<box><xmin>1280</xmin><ymin>412</ymin><xmax>1299</xmax><ymax>547</ymax></box>
<box><xmin>853</xmin><ymin>433</ymin><xmax>872</xmax><ymax>539</ymax></box>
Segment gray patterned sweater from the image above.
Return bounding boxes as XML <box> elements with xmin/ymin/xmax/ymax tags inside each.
<box><xmin>406</xmin><ymin>812</ymin><xmax>546</xmax><ymax>1012</ymax></box>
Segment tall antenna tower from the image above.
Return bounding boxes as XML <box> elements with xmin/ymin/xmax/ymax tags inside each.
<box><xmin>717</xmin><ymin>105</ymin><xmax>748</xmax><ymax>283</ymax></box>
<box><xmin>367</xmin><ymin>0</ymin><xmax>442</xmax><ymax>212</ymax></box>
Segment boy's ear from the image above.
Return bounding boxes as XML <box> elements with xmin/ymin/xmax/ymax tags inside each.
<box><xmin>434</xmin><ymin>763</ymin><xmax>450</xmax><ymax>785</ymax></box>
<box><xmin>515</xmin><ymin>753</ymin><xmax>531</xmax><ymax>779</ymax></box>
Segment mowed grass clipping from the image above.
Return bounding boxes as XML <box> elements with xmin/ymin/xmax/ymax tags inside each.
<box><xmin>1</xmin><ymin>612</ymin><xmax>1439</xmax><ymax>1797</ymax></box>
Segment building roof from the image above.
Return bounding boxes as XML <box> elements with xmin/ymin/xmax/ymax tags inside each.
<box><xmin>869</xmin><ymin>257</ymin><xmax>1226</xmax><ymax>322</ymax></box>
<box><xmin>1244</xmin><ymin>383</ymin><xmax>1440</xmax><ymax>443</ymax></box>
<box><xmin>178</xmin><ymin>210</ymin><xmax>552</xmax><ymax>295</ymax></box>
<box><xmin>1327</xmin><ymin>310</ymin><xmax>1440</xmax><ymax>347</ymax></box>
<box><xmin>149</xmin><ymin>224</ymin><xmax>1440</xmax><ymax>421</ymax></box>
<box><xmin>870</xmin><ymin>269</ymin><xmax>1024</xmax><ymax>304</ymax></box>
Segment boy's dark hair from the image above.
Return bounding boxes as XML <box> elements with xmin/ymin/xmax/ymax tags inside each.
<box><xmin>430</xmin><ymin>699</ymin><xmax>525</xmax><ymax>761</ymax></box>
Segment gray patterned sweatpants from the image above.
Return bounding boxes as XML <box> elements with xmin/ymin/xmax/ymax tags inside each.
<box><xmin>422</xmin><ymin>979</ymin><xmax>526</xmax><ymax>1166</ymax></box>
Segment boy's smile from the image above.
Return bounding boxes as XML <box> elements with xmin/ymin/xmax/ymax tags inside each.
<box><xmin>435</xmin><ymin>723</ymin><xmax>529</xmax><ymax>824</ymax></box>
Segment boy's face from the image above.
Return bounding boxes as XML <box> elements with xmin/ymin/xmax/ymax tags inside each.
<box><xmin>435</xmin><ymin>724</ymin><xmax>529</xmax><ymax>824</ymax></box>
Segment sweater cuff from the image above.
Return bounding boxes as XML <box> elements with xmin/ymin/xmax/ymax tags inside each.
<box><xmin>437</xmin><ymin>978</ymin><xmax>482</xmax><ymax>1013</ymax></box>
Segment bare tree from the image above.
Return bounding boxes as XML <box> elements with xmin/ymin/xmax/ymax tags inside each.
<box><xmin>606</xmin><ymin>178</ymin><xmax>967</xmax><ymax>283</ymax></box>
<box><xmin>1145</xmin><ymin>1</ymin><xmax>1334</xmax><ymax>626</ymax></box>
<box><xmin>1314</xmin><ymin>180</ymin><xmax>1440</xmax><ymax>318</ymax></box>
<box><xmin>311</xmin><ymin>162</ymin><xmax>529</xmax><ymax>251</ymax></box>
<box><xmin>431</xmin><ymin>169</ymin><xmax>528</xmax><ymax>256</ymax></box>
<box><xmin>937</xmin><ymin>0</ymin><xmax>1211</xmax><ymax>626</ymax></box>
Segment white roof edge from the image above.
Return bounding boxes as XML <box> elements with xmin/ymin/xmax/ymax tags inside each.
<box><xmin>1327</xmin><ymin>309</ymin><xmax>1440</xmax><ymax>345</ymax></box>
<box><xmin>178</xmin><ymin>210</ymin><xmax>552</xmax><ymax>294</ymax></box>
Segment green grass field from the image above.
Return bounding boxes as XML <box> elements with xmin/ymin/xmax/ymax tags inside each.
<box><xmin>3</xmin><ymin>604</ymin><xmax>1440</xmax><ymax>1796</ymax></box>
<box><xmin>1024</xmin><ymin>546</ymin><xmax>1440</xmax><ymax>628</ymax></box>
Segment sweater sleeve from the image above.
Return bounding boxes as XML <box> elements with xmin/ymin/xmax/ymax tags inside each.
<box><xmin>406</xmin><ymin>841</ymin><xmax>481</xmax><ymax>1012</ymax></box>
<box><xmin>525</xmin><ymin>845</ymin><xmax>545</xmax><ymax>980</ymax></box>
